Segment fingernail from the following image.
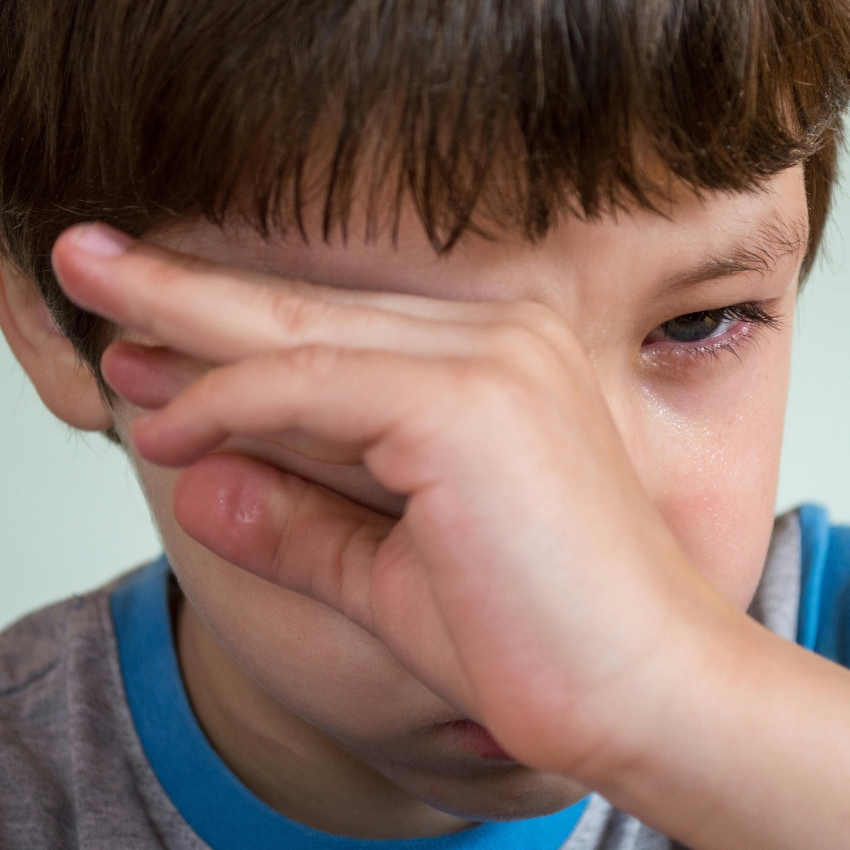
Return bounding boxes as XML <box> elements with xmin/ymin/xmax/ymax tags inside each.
<box><xmin>71</xmin><ymin>224</ymin><xmax>135</xmax><ymax>258</ymax></box>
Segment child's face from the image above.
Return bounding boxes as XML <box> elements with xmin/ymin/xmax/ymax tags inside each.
<box><xmin>117</xmin><ymin>165</ymin><xmax>806</xmax><ymax>822</ymax></box>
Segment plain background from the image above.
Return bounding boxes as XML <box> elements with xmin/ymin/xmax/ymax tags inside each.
<box><xmin>2</xmin><ymin>165</ymin><xmax>850</xmax><ymax>631</ymax></box>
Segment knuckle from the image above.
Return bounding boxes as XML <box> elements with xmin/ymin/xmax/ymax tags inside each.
<box><xmin>505</xmin><ymin>299</ymin><xmax>557</xmax><ymax>328</ymax></box>
<box><xmin>487</xmin><ymin>320</ymin><xmax>560</xmax><ymax>378</ymax></box>
<box><xmin>138</xmin><ymin>258</ymin><xmax>190</xmax><ymax>297</ymax></box>
<box><xmin>505</xmin><ymin>299</ymin><xmax>575</xmax><ymax>353</ymax></box>
<box><xmin>448</xmin><ymin>357</ymin><xmax>530</xmax><ymax>418</ymax></box>
<box><xmin>285</xmin><ymin>342</ymin><xmax>342</xmax><ymax>380</ymax></box>
<box><xmin>143</xmin><ymin>251</ymin><xmax>211</xmax><ymax>289</ymax></box>
<box><xmin>507</xmin><ymin>300</ymin><xmax>566</xmax><ymax>339</ymax></box>
<box><xmin>267</xmin><ymin>289</ymin><xmax>333</xmax><ymax>338</ymax></box>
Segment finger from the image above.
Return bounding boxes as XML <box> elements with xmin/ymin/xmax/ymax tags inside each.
<box><xmin>101</xmin><ymin>342</ymin><xmax>209</xmax><ymax>409</ymax></box>
<box><xmin>52</xmin><ymin>224</ymin><xmax>489</xmax><ymax>364</ymax></box>
<box><xmin>53</xmin><ymin>224</ymin><xmax>576</xmax><ymax>370</ymax></box>
<box><xmin>130</xmin><ymin>346</ymin><xmax>449</xmax><ymax>470</ymax></box>
<box><xmin>173</xmin><ymin>453</ymin><xmax>393</xmax><ymax>629</ymax></box>
<box><xmin>104</xmin><ymin>342</ymin><xmax>384</xmax><ymax>466</ymax></box>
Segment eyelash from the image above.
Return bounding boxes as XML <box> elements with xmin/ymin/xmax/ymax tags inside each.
<box><xmin>645</xmin><ymin>301</ymin><xmax>783</xmax><ymax>362</ymax></box>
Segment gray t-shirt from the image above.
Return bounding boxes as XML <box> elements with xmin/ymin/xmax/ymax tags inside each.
<box><xmin>0</xmin><ymin>512</ymin><xmax>802</xmax><ymax>850</ymax></box>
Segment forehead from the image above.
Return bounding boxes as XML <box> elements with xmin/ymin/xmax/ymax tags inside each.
<box><xmin>158</xmin><ymin>167</ymin><xmax>808</xmax><ymax>304</ymax></box>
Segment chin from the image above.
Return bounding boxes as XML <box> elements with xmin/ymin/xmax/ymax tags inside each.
<box><xmin>376</xmin><ymin>757</ymin><xmax>588</xmax><ymax>822</ymax></box>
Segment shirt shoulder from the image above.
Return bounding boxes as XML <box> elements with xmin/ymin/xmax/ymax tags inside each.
<box><xmin>0</xmin><ymin>573</ymin><xmax>127</xmax><ymax>727</ymax></box>
<box><xmin>0</xmin><ymin>592</ymin><xmax>91</xmax><ymax>695</ymax></box>
<box><xmin>0</xmin><ymin>565</ymin><xmax>206</xmax><ymax>850</ymax></box>
<box><xmin>797</xmin><ymin>504</ymin><xmax>850</xmax><ymax>665</ymax></box>
<box><xmin>0</xmin><ymin>588</ymin><xmax>112</xmax><ymax>849</ymax></box>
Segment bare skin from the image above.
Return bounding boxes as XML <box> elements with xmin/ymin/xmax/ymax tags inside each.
<box><xmin>7</xmin><ymin>166</ymin><xmax>850</xmax><ymax>847</ymax></box>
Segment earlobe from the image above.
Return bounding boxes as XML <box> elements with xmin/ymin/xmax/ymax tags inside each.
<box><xmin>0</xmin><ymin>261</ymin><xmax>114</xmax><ymax>431</ymax></box>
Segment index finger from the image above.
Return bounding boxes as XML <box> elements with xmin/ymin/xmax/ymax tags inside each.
<box><xmin>51</xmin><ymin>223</ymin><xmax>491</xmax><ymax>364</ymax></box>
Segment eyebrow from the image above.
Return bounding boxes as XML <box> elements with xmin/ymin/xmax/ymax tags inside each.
<box><xmin>660</xmin><ymin>210</ymin><xmax>810</xmax><ymax>293</ymax></box>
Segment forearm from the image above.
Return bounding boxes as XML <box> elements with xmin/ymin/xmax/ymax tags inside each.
<box><xmin>586</xmin><ymin>604</ymin><xmax>850</xmax><ymax>850</ymax></box>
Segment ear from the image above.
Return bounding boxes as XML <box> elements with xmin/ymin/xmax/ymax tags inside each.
<box><xmin>0</xmin><ymin>259</ymin><xmax>114</xmax><ymax>431</ymax></box>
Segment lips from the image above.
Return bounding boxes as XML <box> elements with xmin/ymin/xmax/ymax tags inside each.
<box><xmin>442</xmin><ymin>719</ymin><xmax>516</xmax><ymax>762</ymax></box>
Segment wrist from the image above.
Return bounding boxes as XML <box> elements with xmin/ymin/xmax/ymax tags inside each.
<box><xmin>581</xmin><ymin>586</ymin><xmax>832</xmax><ymax>849</ymax></box>
<box><xmin>571</xmin><ymin>570</ymin><xmax>750</xmax><ymax>809</ymax></box>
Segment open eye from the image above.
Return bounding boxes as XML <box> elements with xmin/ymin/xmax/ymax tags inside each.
<box><xmin>648</xmin><ymin>311</ymin><xmax>737</xmax><ymax>344</ymax></box>
<box><xmin>642</xmin><ymin>303</ymin><xmax>780</xmax><ymax>347</ymax></box>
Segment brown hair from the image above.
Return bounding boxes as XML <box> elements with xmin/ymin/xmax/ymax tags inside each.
<box><xmin>1</xmin><ymin>0</ymin><xmax>849</xmax><ymax>399</ymax></box>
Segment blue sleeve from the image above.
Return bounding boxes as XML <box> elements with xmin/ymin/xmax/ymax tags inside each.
<box><xmin>797</xmin><ymin>504</ymin><xmax>850</xmax><ymax>666</ymax></box>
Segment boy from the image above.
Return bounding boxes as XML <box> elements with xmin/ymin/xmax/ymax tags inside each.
<box><xmin>2</xmin><ymin>0</ymin><xmax>850</xmax><ymax>847</ymax></box>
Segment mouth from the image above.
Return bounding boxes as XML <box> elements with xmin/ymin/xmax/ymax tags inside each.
<box><xmin>439</xmin><ymin>720</ymin><xmax>517</xmax><ymax>762</ymax></box>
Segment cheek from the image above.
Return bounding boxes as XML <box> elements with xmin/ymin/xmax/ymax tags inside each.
<box><xmin>180</xmin><ymin>562</ymin><xmax>448</xmax><ymax>741</ymax></box>
<box><xmin>650</xmin><ymin>421</ymin><xmax>780</xmax><ymax>609</ymax></box>
<box><xmin>627</xmin><ymin>341</ymin><xmax>792</xmax><ymax>609</ymax></box>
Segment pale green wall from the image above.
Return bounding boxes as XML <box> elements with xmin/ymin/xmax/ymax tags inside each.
<box><xmin>0</xmin><ymin>349</ymin><xmax>160</xmax><ymax>628</ymax></box>
<box><xmin>2</xmin><ymin>168</ymin><xmax>850</xmax><ymax>630</ymax></box>
<box><xmin>777</xmin><ymin>174</ymin><xmax>850</xmax><ymax>518</ymax></box>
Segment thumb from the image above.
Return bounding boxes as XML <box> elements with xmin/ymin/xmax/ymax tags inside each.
<box><xmin>172</xmin><ymin>452</ymin><xmax>479</xmax><ymax>717</ymax></box>
<box><xmin>172</xmin><ymin>453</ymin><xmax>393</xmax><ymax>631</ymax></box>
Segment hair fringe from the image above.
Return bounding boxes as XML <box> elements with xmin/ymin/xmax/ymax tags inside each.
<box><xmin>0</xmin><ymin>0</ymin><xmax>848</xmax><ymax>391</ymax></box>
